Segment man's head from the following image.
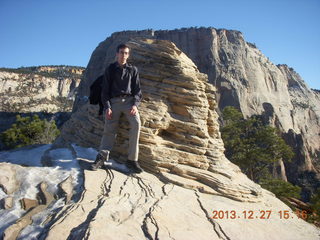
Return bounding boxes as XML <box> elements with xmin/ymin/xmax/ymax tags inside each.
<box><xmin>116</xmin><ymin>43</ymin><xmax>130</xmax><ymax>66</ymax></box>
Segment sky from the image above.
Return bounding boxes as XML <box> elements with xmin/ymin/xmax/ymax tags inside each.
<box><xmin>0</xmin><ymin>0</ymin><xmax>319</xmax><ymax>90</ymax></box>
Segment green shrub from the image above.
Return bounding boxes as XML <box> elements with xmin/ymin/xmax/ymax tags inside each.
<box><xmin>308</xmin><ymin>190</ymin><xmax>320</xmax><ymax>225</ymax></box>
<box><xmin>311</xmin><ymin>190</ymin><xmax>320</xmax><ymax>214</ymax></box>
<box><xmin>259</xmin><ymin>178</ymin><xmax>301</xmax><ymax>199</ymax></box>
<box><xmin>1</xmin><ymin>114</ymin><xmax>60</xmax><ymax>149</ymax></box>
<box><xmin>221</xmin><ymin>106</ymin><xmax>294</xmax><ymax>182</ymax></box>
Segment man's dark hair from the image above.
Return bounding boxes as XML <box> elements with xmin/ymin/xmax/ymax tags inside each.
<box><xmin>117</xmin><ymin>43</ymin><xmax>130</xmax><ymax>53</ymax></box>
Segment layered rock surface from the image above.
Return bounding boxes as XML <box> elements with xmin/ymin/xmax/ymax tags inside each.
<box><xmin>59</xmin><ymin>38</ymin><xmax>262</xmax><ymax>202</ymax></box>
<box><xmin>74</xmin><ymin>27</ymin><xmax>320</xmax><ymax>199</ymax></box>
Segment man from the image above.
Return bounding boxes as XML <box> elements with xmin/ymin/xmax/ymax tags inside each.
<box><xmin>92</xmin><ymin>43</ymin><xmax>143</xmax><ymax>173</ymax></box>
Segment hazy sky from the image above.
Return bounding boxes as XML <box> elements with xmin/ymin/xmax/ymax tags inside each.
<box><xmin>1</xmin><ymin>0</ymin><xmax>319</xmax><ymax>89</ymax></box>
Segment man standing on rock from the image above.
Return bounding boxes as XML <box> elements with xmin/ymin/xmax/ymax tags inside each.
<box><xmin>92</xmin><ymin>43</ymin><xmax>143</xmax><ymax>173</ymax></box>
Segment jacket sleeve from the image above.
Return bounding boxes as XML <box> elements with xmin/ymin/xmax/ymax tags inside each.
<box><xmin>131</xmin><ymin>66</ymin><xmax>142</xmax><ymax>107</ymax></box>
<box><xmin>101</xmin><ymin>65</ymin><xmax>112</xmax><ymax>110</ymax></box>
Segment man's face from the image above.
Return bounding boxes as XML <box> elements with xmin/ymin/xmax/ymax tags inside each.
<box><xmin>116</xmin><ymin>47</ymin><xmax>130</xmax><ymax>65</ymax></box>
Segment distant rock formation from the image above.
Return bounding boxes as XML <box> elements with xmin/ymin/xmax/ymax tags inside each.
<box><xmin>0</xmin><ymin>66</ymin><xmax>84</xmax><ymax>136</ymax></box>
<box><xmin>0</xmin><ymin>66</ymin><xmax>84</xmax><ymax>114</ymax></box>
<box><xmin>74</xmin><ymin>27</ymin><xmax>320</xmax><ymax>200</ymax></box>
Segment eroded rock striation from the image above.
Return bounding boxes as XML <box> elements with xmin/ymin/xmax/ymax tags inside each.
<box><xmin>44</xmin><ymin>167</ymin><xmax>320</xmax><ymax>240</ymax></box>
<box><xmin>60</xmin><ymin>38</ymin><xmax>262</xmax><ymax>202</ymax></box>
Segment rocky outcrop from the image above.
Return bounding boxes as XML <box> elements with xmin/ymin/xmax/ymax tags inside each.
<box><xmin>73</xmin><ymin>27</ymin><xmax>320</xmax><ymax>200</ymax></box>
<box><xmin>59</xmin><ymin>38</ymin><xmax>262</xmax><ymax>202</ymax></box>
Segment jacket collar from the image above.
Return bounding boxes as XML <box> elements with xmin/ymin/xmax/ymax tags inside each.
<box><xmin>115</xmin><ymin>62</ymin><xmax>130</xmax><ymax>69</ymax></box>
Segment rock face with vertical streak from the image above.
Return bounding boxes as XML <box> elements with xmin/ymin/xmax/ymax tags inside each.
<box><xmin>59</xmin><ymin>38</ymin><xmax>262</xmax><ymax>202</ymax></box>
<box><xmin>73</xmin><ymin>28</ymin><xmax>320</xmax><ymax>200</ymax></box>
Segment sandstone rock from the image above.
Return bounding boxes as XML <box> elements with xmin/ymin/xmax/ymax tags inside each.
<box><xmin>46</xmin><ymin>34</ymin><xmax>320</xmax><ymax>238</ymax></box>
<box><xmin>56</xmin><ymin>175</ymin><xmax>74</xmax><ymax>203</ymax></box>
<box><xmin>73</xmin><ymin>28</ymin><xmax>320</xmax><ymax>200</ymax></box>
<box><xmin>0</xmin><ymin>163</ymin><xmax>20</xmax><ymax>194</ymax></box>
<box><xmin>58</xmin><ymin>38</ymin><xmax>262</xmax><ymax>202</ymax></box>
<box><xmin>20</xmin><ymin>198</ymin><xmax>38</xmax><ymax>211</ymax></box>
<box><xmin>156</xmin><ymin>29</ymin><xmax>320</xmax><ymax>200</ymax></box>
<box><xmin>44</xmin><ymin>168</ymin><xmax>320</xmax><ymax>240</ymax></box>
<box><xmin>0</xmin><ymin>68</ymin><xmax>81</xmax><ymax>113</ymax></box>
<box><xmin>37</xmin><ymin>182</ymin><xmax>54</xmax><ymax>205</ymax></box>
<box><xmin>0</xmin><ymin>143</ymin><xmax>317</xmax><ymax>239</ymax></box>
<box><xmin>0</xmin><ymin>197</ymin><xmax>13</xmax><ymax>209</ymax></box>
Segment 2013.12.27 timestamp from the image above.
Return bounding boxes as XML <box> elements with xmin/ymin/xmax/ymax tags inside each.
<box><xmin>211</xmin><ymin>210</ymin><xmax>308</xmax><ymax>220</ymax></box>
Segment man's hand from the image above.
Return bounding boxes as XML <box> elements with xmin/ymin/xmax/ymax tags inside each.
<box><xmin>130</xmin><ymin>105</ymin><xmax>138</xmax><ymax>116</ymax></box>
<box><xmin>106</xmin><ymin>108</ymin><xmax>112</xmax><ymax>120</ymax></box>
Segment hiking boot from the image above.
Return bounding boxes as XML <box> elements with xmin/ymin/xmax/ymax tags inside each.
<box><xmin>91</xmin><ymin>153</ymin><xmax>105</xmax><ymax>171</ymax></box>
<box><xmin>125</xmin><ymin>160</ymin><xmax>143</xmax><ymax>173</ymax></box>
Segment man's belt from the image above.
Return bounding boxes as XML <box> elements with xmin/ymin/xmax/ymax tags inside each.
<box><xmin>115</xmin><ymin>94</ymin><xmax>130</xmax><ymax>98</ymax></box>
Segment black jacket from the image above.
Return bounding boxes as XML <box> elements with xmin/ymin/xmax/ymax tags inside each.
<box><xmin>101</xmin><ymin>62</ymin><xmax>142</xmax><ymax>110</ymax></box>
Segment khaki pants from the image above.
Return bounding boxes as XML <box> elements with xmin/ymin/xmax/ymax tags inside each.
<box><xmin>99</xmin><ymin>96</ymin><xmax>141</xmax><ymax>161</ymax></box>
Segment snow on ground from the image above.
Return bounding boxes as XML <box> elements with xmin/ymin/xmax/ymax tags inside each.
<box><xmin>0</xmin><ymin>144</ymin><xmax>51</xmax><ymax>167</ymax></box>
<box><xmin>72</xmin><ymin>143</ymin><xmax>97</xmax><ymax>160</ymax></box>
<box><xmin>0</xmin><ymin>143</ymin><xmax>132</xmax><ymax>239</ymax></box>
<box><xmin>0</xmin><ymin>143</ymin><xmax>96</xmax><ymax>239</ymax></box>
<box><xmin>72</xmin><ymin>143</ymin><xmax>132</xmax><ymax>173</ymax></box>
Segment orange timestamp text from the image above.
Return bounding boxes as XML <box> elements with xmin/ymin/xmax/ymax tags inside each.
<box><xmin>211</xmin><ymin>210</ymin><xmax>309</xmax><ymax>220</ymax></box>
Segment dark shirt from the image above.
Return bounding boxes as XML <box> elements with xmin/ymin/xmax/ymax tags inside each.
<box><xmin>101</xmin><ymin>62</ymin><xmax>142</xmax><ymax>110</ymax></box>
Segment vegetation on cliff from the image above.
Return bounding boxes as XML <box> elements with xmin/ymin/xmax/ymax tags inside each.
<box><xmin>221</xmin><ymin>106</ymin><xmax>294</xmax><ymax>182</ymax></box>
<box><xmin>0</xmin><ymin>65</ymin><xmax>85</xmax><ymax>79</ymax></box>
<box><xmin>221</xmin><ymin>106</ymin><xmax>319</xmax><ymax>226</ymax></box>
